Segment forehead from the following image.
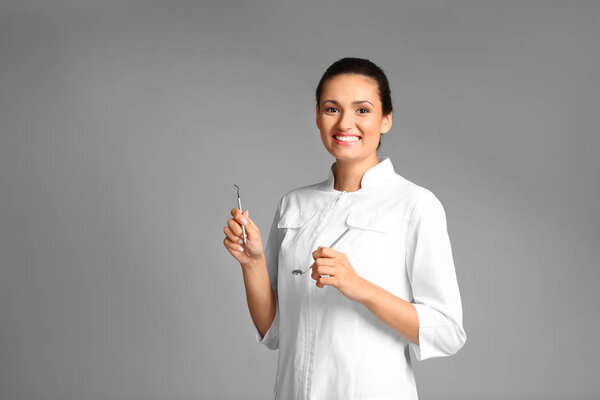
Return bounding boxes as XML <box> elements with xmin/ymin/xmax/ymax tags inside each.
<box><xmin>321</xmin><ymin>74</ymin><xmax>380</xmax><ymax>103</ymax></box>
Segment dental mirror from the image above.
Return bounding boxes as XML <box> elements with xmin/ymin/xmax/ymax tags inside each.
<box><xmin>291</xmin><ymin>227</ymin><xmax>351</xmax><ymax>276</ymax></box>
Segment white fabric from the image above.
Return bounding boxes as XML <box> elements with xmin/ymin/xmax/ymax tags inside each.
<box><xmin>253</xmin><ymin>156</ymin><xmax>466</xmax><ymax>400</ymax></box>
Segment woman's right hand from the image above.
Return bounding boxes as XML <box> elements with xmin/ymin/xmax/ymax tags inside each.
<box><xmin>223</xmin><ymin>208</ymin><xmax>264</xmax><ymax>265</ymax></box>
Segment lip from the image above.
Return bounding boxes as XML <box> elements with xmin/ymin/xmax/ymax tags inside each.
<box><xmin>332</xmin><ymin>133</ymin><xmax>361</xmax><ymax>146</ymax></box>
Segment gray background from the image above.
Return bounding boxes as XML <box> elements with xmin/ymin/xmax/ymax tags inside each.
<box><xmin>1</xmin><ymin>1</ymin><xmax>598</xmax><ymax>399</ymax></box>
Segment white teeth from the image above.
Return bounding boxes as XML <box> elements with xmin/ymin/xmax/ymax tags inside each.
<box><xmin>334</xmin><ymin>135</ymin><xmax>360</xmax><ymax>142</ymax></box>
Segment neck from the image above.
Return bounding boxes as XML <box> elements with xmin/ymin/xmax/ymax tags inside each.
<box><xmin>333</xmin><ymin>154</ymin><xmax>380</xmax><ymax>192</ymax></box>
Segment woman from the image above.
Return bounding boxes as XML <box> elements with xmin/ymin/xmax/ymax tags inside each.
<box><xmin>223</xmin><ymin>57</ymin><xmax>466</xmax><ymax>399</ymax></box>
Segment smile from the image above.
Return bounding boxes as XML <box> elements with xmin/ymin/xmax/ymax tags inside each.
<box><xmin>333</xmin><ymin>135</ymin><xmax>361</xmax><ymax>145</ymax></box>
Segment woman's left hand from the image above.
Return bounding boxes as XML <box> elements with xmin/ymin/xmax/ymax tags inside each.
<box><xmin>311</xmin><ymin>246</ymin><xmax>370</xmax><ymax>303</ymax></box>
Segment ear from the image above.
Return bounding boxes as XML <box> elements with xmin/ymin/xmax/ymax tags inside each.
<box><xmin>380</xmin><ymin>111</ymin><xmax>392</xmax><ymax>134</ymax></box>
<box><xmin>315</xmin><ymin>103</ymin><xmax>321</xmax><ymax>130</ymax></box>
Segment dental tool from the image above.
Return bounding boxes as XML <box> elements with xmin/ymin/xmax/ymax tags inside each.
<box><xmin>291</xmin><ymin>227</ymin><xmax>351</xmax><ymax>276</ymax></box>
<box><xmin>234</xmin><ymin>184</ymin><xmax>249</xmax><ymax>256</ymax></box>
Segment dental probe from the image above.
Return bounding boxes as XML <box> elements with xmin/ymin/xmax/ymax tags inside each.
<box><xmin>234</xmin><ymin>184</ymin><xmax>249</xmax><ymax>256</ymax></box>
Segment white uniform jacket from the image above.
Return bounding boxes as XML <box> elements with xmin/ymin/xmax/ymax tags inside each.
<box><xmin>253</xmin><ymin>156</ymin><xmax>466</xmax><ymax>400</ymax></box>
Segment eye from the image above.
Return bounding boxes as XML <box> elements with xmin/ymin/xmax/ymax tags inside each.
<box><xmin>325</xmin><ymin>107</ymin><xmax>338</xmax><ymax>113</ymax></box>
<box><xmin>357</xmin><ymin>108</ymin><xmax>369</xmax><ymax>114</ymax></box>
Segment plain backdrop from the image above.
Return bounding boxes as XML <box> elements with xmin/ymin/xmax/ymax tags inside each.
<box><xmin>1</xmin><ymin>1</ymin><xmax>599</xmax><ymax>399</ymax></box>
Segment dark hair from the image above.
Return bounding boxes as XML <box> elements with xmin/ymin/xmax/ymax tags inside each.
<box><xmin>316</xmin><ymin>57</ymin><xmax>393</xmax><ymax>151</ymax></box>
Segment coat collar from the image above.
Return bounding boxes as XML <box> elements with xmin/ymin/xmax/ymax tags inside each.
<box><xmin>324</xmin><ymin>156</ymin><xmax>396</xmax><ymax>192</ymax></box>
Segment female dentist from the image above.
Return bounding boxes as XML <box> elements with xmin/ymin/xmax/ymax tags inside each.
<box><xmin>223</xmin><ymin>57</ymin><xmax>467</xmax><ymax>400</ymax></box>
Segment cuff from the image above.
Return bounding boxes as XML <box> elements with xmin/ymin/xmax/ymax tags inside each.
<box><xmin>409</xmin><ymin>303</ymin><xmax>464</xmax><ymax>361</ymax></box>
<box><xmin>254</xmin><ymin>300</ymin><xmax>279</xmax><ymax>350</ymax></box>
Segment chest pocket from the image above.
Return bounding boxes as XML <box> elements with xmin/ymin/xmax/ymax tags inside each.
<box><xmin>343</xmin><ymin>207</ymin><xmax>409</xmax><ymax>283</ymax></box>
<box><xmin>345</xmin><ymin>207</ymin><xmax>404</xmax><ymax>233</ymax></box>
<box><xmin>277</xmin><ymin>208</ymin><xmax>319</xmax><ymax>273</ymax></box>
<box><xmin>277</xmin><ymin>208</ymin><xmax>319</xmax><ymax>248</ymax></box>
<box><xmin>277</xmin><ymin>208</ymin><xmax>318</xmax><ymax>229</ymax></box>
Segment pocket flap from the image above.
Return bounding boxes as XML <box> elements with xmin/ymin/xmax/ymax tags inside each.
<box><xmin>277</xmin><ymin>208</ymin><xmax>318</xmax><ymax>229</ymax></box>
<box><xmin>345</xmin><ymin>208</ymin><xmax>405</xmax><ymax>232</ymax></box>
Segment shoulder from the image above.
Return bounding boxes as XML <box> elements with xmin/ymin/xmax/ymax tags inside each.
<box><xmin>382</xmin><ymin>172</ymin><xmax>441</xmax><ymax>204</ymax></box>
<box><xmin>387</xmin><ymin>173</ymin><xmax>447</xmax><ymax>222</ymax></box>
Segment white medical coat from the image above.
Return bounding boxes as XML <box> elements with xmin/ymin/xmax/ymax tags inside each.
<box><xmin>253</xmin><ymin>156</ymin><xmax>466</xmax><ymax>400</ymax></box>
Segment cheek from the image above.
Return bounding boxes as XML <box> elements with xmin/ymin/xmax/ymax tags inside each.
<box><xmin>358</xmin><ymin>118</ymin><xmax>382</xmax><ymax>136</ymax></box>
<box><xmin>317</xmin><ymin>116</ymin><xmax>335</xmax><ymax>132</ymax></box>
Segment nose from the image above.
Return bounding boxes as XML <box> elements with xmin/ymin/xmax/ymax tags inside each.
<box><xmin>337</xmin><ymin>110</ymin><xmax>354</xmax><ymax>131</ymax></box>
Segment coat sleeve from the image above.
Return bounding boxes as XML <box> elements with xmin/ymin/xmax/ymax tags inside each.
<box><xmin>253</xmin><ymin>195</ymin><xmax>285</xmax><ymax>350</ymax></box>
<box><xmin>406</xmin><ymin>191</ymin><xmax>467</xmax><ymax>361</ymax></box>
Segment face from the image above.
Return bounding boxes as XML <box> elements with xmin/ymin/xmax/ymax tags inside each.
<box><xmin>316</xmin><ymin>73</ymin><xmax>392</xmax><ymax>163</ymax></box>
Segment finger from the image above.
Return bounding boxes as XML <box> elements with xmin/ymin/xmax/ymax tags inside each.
<box><xmin>227</xmin><ymin>218</ymin><xmax>243</xmax><ymax>237</ymax></box>
<box><xmin>312</xmin><ymin>265</ymin><xmax>337</xmax><ymax>279</ymax></box>
<box><xmin>238</xmin><ymin>210</ymin><xmax>260</xmax><ymax>240</ymax></box>
<box><xmin>312</xmin><ymin>246</ymin><xmax>336</xmax><ymax>260</ymax></box>
<box><xmin>243</xmin><ymin>210</ymin><xmax>257</xmax><ymax>229</ymax></box>
<box><xmin>312</xmin><ymin>247</ymin><xmax>321</xmax><ymax>260</ymax></box>
<box><xmin>231</xmin><ymin>208</ymin><xmax>252</xmax><ymax>233</ymax></box>
<box><xmin>313</xmin><ymin>256</ymin><xmax>336</xmax><ymax>269</ymax></box>
<box><xmin>224</xmin><ymin>226</ymin><xmax>243</xmax><ymax>245</ymax></box>
<box><xmin>312</xmin><ymin>268</ymin><xmax>335</xmax><ymax>281</ymax></box>
<box><xmin>232</xmin><ymin>209</ymin><xmax>249</xmax><ymax>227</ymax></box>
<box><xmin>316</xmin><ymin>276</ymin><xmax>335</xmax><ymax>288</ymax></box>
<box><xmin>313</xmin><ymin>264</ymin><xmax>336</xmax><ymax>276</ymax></box>
<box><xmin>319</xmin><ymin>246</ymin><xmax>338</xmax><ymax>257</ymax></box>
<box><xmin>223</xmin><ymin>237</ymin><xmax>245</xmax><ymax>253</ymax></box>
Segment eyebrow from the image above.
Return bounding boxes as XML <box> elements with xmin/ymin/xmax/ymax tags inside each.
<box><xmin>321</xmin><ymin>99</ymin><xmax>375</xmax><ymax>107</ymax></box>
